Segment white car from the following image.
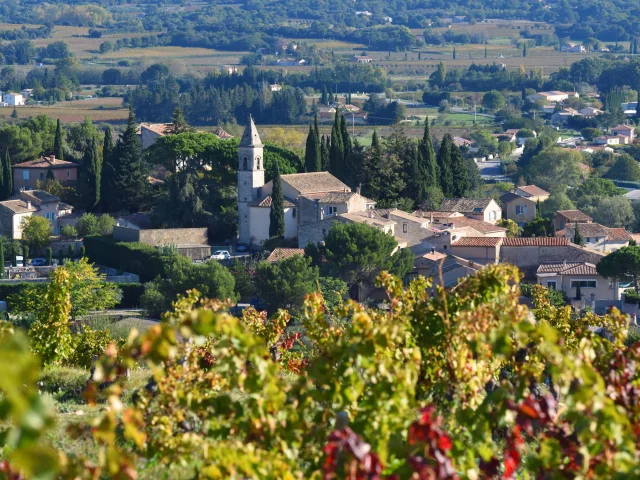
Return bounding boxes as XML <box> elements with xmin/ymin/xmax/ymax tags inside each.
<box><xmin>210</xmin><ymin>250</ymin><xmax>231</xmax><ymax>261</ymax></box>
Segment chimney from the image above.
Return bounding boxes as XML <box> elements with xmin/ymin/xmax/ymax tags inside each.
<box><xmin>49</xmin><ymin>154</ymin><xmax>55</xmax><ymax>162</ymax></box>
<box><xmin>26</xmin><ymin>201</ymin><xmax>31</xmax><ymax>209</ymax></box>
<box><xmin>430</xmin><ymin>213</ymin><xmax>434</xmax><ymax>224</ymax></box>
<box><xmin>431</xmin><ymin>247</ymin><xmax>435</xmax><ymax>254</ymax></box>
<box><xmin>356</xmin><ymin>185</ymin><xmax>361</xmax><ymax>195</ymax></box>
<box><xmin>368</xmin><ymin>210</ymin><xmax>374</xmax><ymax>218</ymax></box>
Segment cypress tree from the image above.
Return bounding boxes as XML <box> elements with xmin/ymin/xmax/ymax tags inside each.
<box><xmin>536</xmin><ymin>199</ymin><xmax>542</xmax><ymax>218</ymax></box>
<box><xmin>437</xmin><ymin>134</ymin><xmax>454</xmax><ymax>197</ymax></box>
<box><xmin>0</xmin><ymin>243</ymin><xmax>4</xmax><ymax>279</ymax></box>
<box><xmin>340</xmin><ymin>115</ymin><xmax>352</xmax><ymax>182</ymax></box>
<box><xmin>320</xmin><ymin>135</ymin><xmax>330</xmax><ymax>171</ymax></box>
<box><xmin>23</xmin><ymin>245</ymin><xmax>28</xmax><ymax>263</ymax></box>
<box><xmin>523</xmin><ymin>43</ymin><xmax>527</xmax><ymax>57</ymax></box>
<box><xmin>321</xmin><ymin>85</ymin><xmax>328</xmax><ymax>105</ymax></box>
<box><xmin>573</xmin><ymin>223</ymin><xmax>584</xmax><ymax>246</ymax></box>
<box><xmin>453</xmin><ymin>47</ymin><xmax>456</xmax><ymax>59</ymax></box>
<box><xmin>635</xmin><ymin>94</ymin><xmax>640</xmax><ymax>125</ymax></box>
<box><xmin>450</xmin><ymin>142</ymin><xmax>471</xmax><ymax>197</ymax></box>
<box><xmin>329</xmin><ymin>110</ymin><xmax>344</xmax><ymax>179</ymax></box>
<box><xmin>313</xmin><ymin>112</ymin><xmax>320</xmax><ymax>140</ymax></box>
<box><xmin>371</xmin><ymin>129</ymin><xmax>381</xmax><ymax>151</ymax></box>
<box><xmin>169</xmin><ymin>106</ymin><xmax>191</xmax><ymax>134</ymax></box>
<box><xmin>46</xmin><ymin>247</ymin><xmax>52</xmax><ymax>266</ymax></box>
<box><xmin>269</xmin><ymin>161</ymin><xmax>285</xmax><ymax>238</ymax></box>
<box><xmin>484</xmin><ymin>46</ymin><xmax>487</xmax><ymax>58</ymax></box>
<box><xmin>0</xmin><ymin>150</ymin><xmax>4</xmax><ymax>201</ymax></box>
<box><xmin>418</xmin><ymin>121</ymin><xmax>438</xmax><ymax>190</ymax></box>
<box><xmin>406</xmin><ymin>145</ymin><xmax>426</xmax><ymax>204</ymax></box>
<box><xmin>82</xmin><ymin>137</ymin><xmax>101</xmax><ymax>210</ymax></box>
<box><xmin>3</xmin><ymin>150</ymin><xmax>12</xmax><ymax>199</ymax></box>
<box><xmin>100</xmin><ymin>126</ymin><xmax>115</xmax><ymax>211</ymax></box>
<box><xmin>109</xmin><ymin>107</ymin><xmax>149</xmax><ymax>212</ymax></box>
<box><xmin>304</xmin><ymin>125</ymin><xmax>321</xmax><ymax>172</ymax></box>
<box><xmin>46</xmin><ymin>168</ymin><xmax>54</xmax><ymax>181</ymax></box>
<box><xmin>54</xmin><ymin>119</ymin><xmax>64</xmax><ymax>160</ymax></box>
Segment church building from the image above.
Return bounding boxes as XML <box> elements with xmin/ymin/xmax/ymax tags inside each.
<box><xmin>237</xmin><ymin>116</ymin><xmax>375</xmax><ymax>248</ymax></box>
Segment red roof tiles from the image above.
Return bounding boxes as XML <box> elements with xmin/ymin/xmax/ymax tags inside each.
<box><xmin>502</xmin><ymin>237</ymin><xmax>569</xmax><ymax>246</ymax></box>
<box><xmin>452</xmin><ymin>237</ymin><xmax>502</xmax><ymax>247</ymax></box>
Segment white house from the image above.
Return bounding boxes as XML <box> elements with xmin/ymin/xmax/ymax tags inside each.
<box><xmin>3</xmin><ymin>93</ymin><xmax>24</xmax><ymax>106</ymax></box>
<box><xmin>527</xmin><ymin>91</ymin><xmax>578</xmax><ymax>103</ymax></box>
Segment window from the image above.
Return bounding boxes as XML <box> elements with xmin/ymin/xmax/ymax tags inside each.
<box><xmin>489</xmin><ymin>210</ymin><xmax>497</xmax><ymax>220</ymax></box>
<box><xmin>66</xmin><ymin>170</ymin><xmax>70</xmax><ymax>179</ymax></box>
<box><xmin>515</xmin><ymin>205</ymin><xmax>527</xmax><ymax>215</ymax></box>
<box><xmin>402</xmin><ymin>223</ymin><xmax>408</xmax><ymax>233</ymax></box>
<box><xmin>570</xmin><ymin>280</ymin><xmax>597</xmax><ymax>289</ymax></box>
<box><xmin>22</xmin><ymin>170</ymin><xmax>29</xmax><ymax>180</ymax></box>
<box><xmin>256</xmin><ymin>157</ymin><xmax>261</xmax><ymax>169</ymax></box>
<box><xmin>326</xmin><ymin>206</ymin><xmax>337</xmax><ymax>216</ymax></box>
<box><xmin>292</xmin><ymin>208</ymin><xmax>296</xmax><ymax>218</ymax></box>
<box><xmin>322</xmin><ymin>229</ymin><xmax>326</xmax><ymax>235</ymax></box>
<box><xmin>243</xmin><ymin>157</ymin><xmax>248</xmax><ymax>170</ymax></box>
<box><xmin>39</xmin><ymin>172</ymin><xmax>44</xmax><ymax>180</ymax></box>
<box><xmin>547</xmin><ymin>281</ymin><xmax>557</xmax><ymax>290</ymax></box>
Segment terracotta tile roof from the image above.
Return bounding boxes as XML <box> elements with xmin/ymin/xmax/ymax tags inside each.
<box><xmin>565</xmin><ymin>222</ymin><xmax>608</xmax><ymax>238</ymax></box>
<box><xmin>281</xmin><ymin>172</ymin><xmax>350</xmax><ymax>195</ymax></box>
<box><xmin>139</xmin><ymin>123</ymin><xmax>172</xmax><ymax>136</ymax></box>
<box><xmin>16</xmin><ymin>189</ymin><xmax>59</xmax><ymax>204</ymax></box>
<box><xmin>556</xmin><ymin>210</ymin><xmax>592</xmax><ymax>222</ymax></box>
<box><xmin>370</xmin><ymin>209</ymin><xmax>429</xmax><ymax>224</ymax></box>
<box><xmin>249</xmin><ymin>196</ymin><xmax>296</xmax><ymax>208</ymax></box>
<box><xmin>502</xmin><ymin>237</ymin><xmax>569</xmax><ymax>246</ymax></box>
<box><xmin>517</xmin><ymin>185</ymin><xmax>550</xmax><ymax>197</ymax></box>
<box><xmin>212</xmin><ymin>126</ymin><xmax>233</xmax><ymax>139</ymax></box>
<box><xmin>13</xmin><ymin>156</ymin><xmax>78</xmax><ymax>169</ymax></box>
<box><xmin>612</xmin><ymin>124</ymin><xmax>634</xmax><ymax>132</ymax></box>
<box><xmin>452</xmin><ymin>237</ymin><xmax>502</xmax><ymax>247</ymax></box>
<box><xmin>412</xmin><ymin>210</ymin><xmax>462</xmax><ymax>219</ymax></box>
<box><xmin>0</xmin><ymin>199</ymin><xmax>37</xmax><ymax>214</ymax></box>
<box><xmin>266</xmin><ymin>248</ymin><xmax>304</xmax><ymax>263</ymax></box>
<box><xmin>318</xmin><ymin>192</ymin><xmax>356</xmax><ymax>204</ymax></box>
<box><xmin>537</xmin><ymin>262</ymin><xmax>598</xmax><ymax>275</ymax></box>
<box><xmin>449</xmin><ymin>217</ymin><xmax>507</xmax><ymax>234</ymax></box>
<box><xmin>339</xmin><ymin>212</ymin><xmax>396</xmax><ymax>227</ymax></box>
<box><xmin>605</xmin><ymin>227</ymin><xmax>633</xmax><ymax>241</ymax></box>
<box><xmin>420</xmin><ymin>251</ymin><xmax>447</xmax><ymax>262</ymax></box>
<box><xmin>440</xmin><ymin>198</ymin><xmax>494</xmax><ymax>213</ymax></box>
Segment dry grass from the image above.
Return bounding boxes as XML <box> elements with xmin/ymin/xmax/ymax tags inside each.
<box><xmin>1</xmin><ymin>97</ymin><xmax>128</xmax><ymax>124</ymax></box>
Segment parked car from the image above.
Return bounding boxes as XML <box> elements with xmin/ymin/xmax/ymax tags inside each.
<box><xmin>31</xmin><ymin>258</ymin><xmax>47</xmax><ymax>266</ymax></box>
<box><xmin>210</xmin><ymin>250</ymin><xmax>231</xmax><ymax>261</ymax></box>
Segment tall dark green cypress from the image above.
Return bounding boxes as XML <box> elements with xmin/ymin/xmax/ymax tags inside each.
<box><xmin>418</xmin><ymin>121</ymin><xmax>438</xmax><ymax>190</ymax></box>
<box><xmin>320</xmin><ymin>135</ymin><xmax>330</xmax><ymax>171</ymax></box>
<box><xmin>329</xmin><ymin>110</ymin><xmax>344</xmax><ymax>179</ymax></box>
<box><xmin>450</xmin><ymin>142</ymin><xmax>471</xmax><ymax>197</ymax></box>
<box><xmin>321</xmin><ymin>85</ymin><xmax>328</xmax><ymax>105</ymax></box>
<box><xmin>109</xmin><ymin>107</ymin><xmax>149</xmax><ymax>212</ymax></box>
<box><xmin>0</xmin><ymin>243</ymin><xmax>4</xmax><ymax>279</ymax></box>
<box><xmin>4</xmin><ymin>150</ymin><xmax>12</xmax><ymax>199</ymax></box>
<box><xmin>313</xmin><ymin>112</ymin><xmax>320</xmax><ymax>140</ymax></box>
<box><xmin>82</xmin><ymin>137</ymin><xmax>101</xmax><ymax>210</ymax></box>
<box><xmin>437</xmin><ymin>134</ymin><xmax>454</xmax><ymax>197</ymax></box>
<box><xmin>304</xmin><ymin>125</ymin><xmax>321</xmax><ymax>172</ymax></box>
<box><xmin>54</xmin><ymin>119</ymin><xmax>64</xmax><ymax>160</ymax></box>
<box><xmin>0</xmin><ymin>149</ymin><xmax>4</xmax><ymax>201</ymax></box>
<box><xmin>269</xmin><ymin>161</ymin><xmax>285</xmax><ymax>238</ymax></box>
<box><xmin>406</xmin><ymin>145</ymin><xmax>425</xmax><ymax>204</ymax></box>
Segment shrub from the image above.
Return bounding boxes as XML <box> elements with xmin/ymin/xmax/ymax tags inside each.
<box><xmin>69</xmin><ymin>326</ymin><xmax>114</xmax><ymax>369</ymax></box>
<box><xmin>38</xmin><ymin>367</ymin><xmax>89</xmax><ymax>402</ymax></box>
<box><xmin>118</xmin><ymin>283</ymin><xmax>145</xmax><ymax>308</ymax></box>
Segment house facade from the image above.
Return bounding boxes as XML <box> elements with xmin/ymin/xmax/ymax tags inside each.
<box><xmin>536</xmin><ymin>262</ymin><xmax>619</xmax><ymax>303</ymax></box>
<box><xmin>3</xmin><ymin>93</ymin><xmax>24</xmax><ymax>106</ymax></box>
<box><xmin>0</xmin><ymin>190</ymin><xmax>73</xmax><ymax>238</ymax></box>
<box><xmin>439</xmin><ymin>198</ymin><xmax>502</xmax><ymax>224</ymax></box>
<box><xmin>500</xmin><ymin>192</ymin><xmax>537</xmax><ymax>226</ymax></box>
<box><xmin>13</xmin><ymin>156</ymin><xmax>78</xmax><ymax>192</ymax></box>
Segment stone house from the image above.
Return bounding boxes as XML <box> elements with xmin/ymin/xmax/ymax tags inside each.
<box><xmin>0</xmin><ymin>190</ymin><xmax>73</xmax><ymax>238</ymax></box>
<box><xmin>438</xmin><ymin>198</ymin><xmax>502</xmax><ymax>224</ymax></box>
<box><xmin>515</xmin><ymin>185</ymin><xmax>550</xmax><ymax>202</ymax></box>
<box><xmin>500</xmin><ymin>192</ymin><xmax>537</xmax><ymax>226</ymax></box>
<box><xmin>410</xmin><ymin>252</ymin><xmax>484</xmax><ymax>290</ymax></box>
<box><xmin>554</xmin><ymin>210</ymin><xmax>592</xmax><ymax>231</ymax></box>
<box><xmin>536</xmin><ymin>262</ymin><xmax>620</xmax><ymax>303</ymax></box>
<box><xmin>557</xmin><ymin>223</ymin><xmax>631</xmax><ymax>253</ymax></box>
<box><xmin>450</xmin><ymin>237</ymin><xmax>502</xmax><ymax>264</ymax></box>
<box><xmin>297</xmin><ymin>211</ymin><xmax>396</xmax><ymax>249</ymax></box>
<box><xmin>611</xmin><ymin>124</ymin><xmax>635</xmax><ymax>142</ymax></box>
<box><xmin>13</xmin><ymin>155</ymin><xmax>78</xmax><ymax>192</ymax></box>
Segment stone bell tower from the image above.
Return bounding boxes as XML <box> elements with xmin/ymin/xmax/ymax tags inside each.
<box><xmin>237</xmin><ymin>115</ymin><xmax>264</xmax><ymax>245</ymax></box>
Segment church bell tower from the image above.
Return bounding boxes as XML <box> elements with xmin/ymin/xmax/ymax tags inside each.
<box><xmin>237</xmin><ymin>115</ymin><xmax>264</xmax><ymax>245</ymax></box>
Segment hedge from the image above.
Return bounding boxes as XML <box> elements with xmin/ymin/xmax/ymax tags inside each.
<box><xmin>83</xmin><ymin>236</ymin><xmax>165</xmax><ymax>282</ymax></box>
<box><xmin>0</xmin><ymin>281</ymin><xmax>144</xmax><ymax>311</ymax></box>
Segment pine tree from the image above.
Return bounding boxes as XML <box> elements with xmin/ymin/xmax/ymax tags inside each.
<box><xmin>320</xmin><ymin>135</ymin><xmax>330</xmax><ymax>171</ymax></box>
<box><xmin>82</xmin><ymin>137</ymin><xmax>101</xmax><ymax>210</ymax></box>
<box><xmin>573</xmin><ymin>222</ymin><xmax>584</xmax><ymax>246</ymax></box>
<box><xmin>450</xmin><ymin>142</ymin><xmax>471</xmax><ymax>197</ymax></box>
<box><xmin>269</xmin><ymin>161</ymin><xmax>285</xmax><ymax>238</ymax></box>
<box><xmin>329</xmin><ymin>110</ymin><xmax>344</xmax><ymax>179</ymax></box>
<box><xmin>3</xmin><ymin>150</ymin><xmax>12</xmax><ymax>199</ymax></box>
<box><xmin>54</xmin><ymin>119</ymin><xmax>64</xmax><ymax>160</ymax></box>
<box><xmin>108</xmin><ymin>107</ymin><xmax>149</xmax><ymax>212</ymax></box>
<box><xmin>436</xmin><ymin>134</ymin><xmax>454</xmax><ymax>197</ymax></box>
<box><xmin>453</xmin><ymin>47</ymin><xmax>456</xmax><ymax>59</ymax></box>
<box><xmin>10</xmin><ymin>107</ymin><xmax>17</xmax><ymax>119</ymax></box>
<box><xmin>169</xmin><ymin>106</ymin><xmax>191</xmax><ymax>134</ymax></box>
<box><xmin>304</xmin><ymin>125</ymin><xmax>321</xmax><ymax>172</ymax></box>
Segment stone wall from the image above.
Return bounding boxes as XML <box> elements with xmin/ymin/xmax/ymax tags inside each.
<box><xmin>0</xmin><ymin>206</ymin><xmax>14</xmax><ymax>238</ymax></box>
<box><xmin>298</xmin><ymin>217</ymin><xmax>340</xmax><ymax>248</ymax></box>
<box><xmin>113</xmin><ymin>226</ymin><xmax>208</xmax><ymax>246</ymax></box>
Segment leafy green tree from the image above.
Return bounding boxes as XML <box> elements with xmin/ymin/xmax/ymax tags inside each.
<box><xmin>53</xmin><ymin>119</ymin><xmax>64</xmax><ymax>160</ymax></box>
<box><xmin>75</xmin><ymin>213</ymin><xmax>116</xmax><ymax>237</ymax></box>
<box><xmin>105</xmin><ymin>108</ymin><xmax>149</xmax><ymax>212</ymax></box>
<box><xmin>605</xmin><ymin>154</ymin><xmax>640</xmax><ymax>182</ymax></box>
<box><xmin>522</xmin><ymin>217</ymin><xmax>553</xmax><ymax>237</ymax></box>
<box><xmin>540</xmin><ymin>192</ymin><xmax>576</xmax><ymax>218</ymax></box>
<box><xmin>482</xmin><ymin>90</ymin><xmax>506</xmax><ymax>110</ymax></box>
<box><xmin>63</xmin><ymin>258</ymin><xmax>121</xmax><ymax>319</ymax></box>
<box><xmin>318</xmin><ymin>276</ymin><xmax>348</xmax><ymax>313</ymax></box>
<box><xmin>497</xmin><ymin>218</ymin><xmax>521</xmax><ymax>237</ymax></box>
<box><xmin>597</xmin><ymin>245</ymin><xmax>640</xmax><ymax>291</ymax></box>
<box><xmin>255</xmin><ymin>255</ymin><xmax>319</xmax><ymax>312</ymax></box>
<box><xmin>573</xmin><ymin>222</ymin><xmax>584</xmax><ymax>246</ymax></box>
<box><xmin>269</xmin><ymin>161</ymin><xmax>285</xmax><ymax>238</ymax></box>
<box><xmin>591</xmin><ymin>196</ymin><xmax>635</xmax><ymax>227</ymax></box>
<box><xmin>526</xmin><ymin>148</ymin><xmax>582</xmax><ymax>192</ymax></box>
<box><xmin>21</xmin><ymin>216</ymin><xmax>51</xmax><ymax>250</ymax></box>
<box><xmin>437</xmin><ymin>134</ymin><xmax>454</xmax><ymax>197</ymax></box>
<box><xmin>305</xmin><ymin>222</ymin><xmax>414</xmax><ymax>286</ymax></box>
<box><xmin>363</xmin><ymin>129</ymin><xmax>406</xmax><ymax>202</ymax></box>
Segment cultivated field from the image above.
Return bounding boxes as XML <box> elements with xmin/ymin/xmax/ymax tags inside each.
<box><xmin>1</xmin><ymin>97</ymin><xmax>128</xmax><ymax>123</ymax></box>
